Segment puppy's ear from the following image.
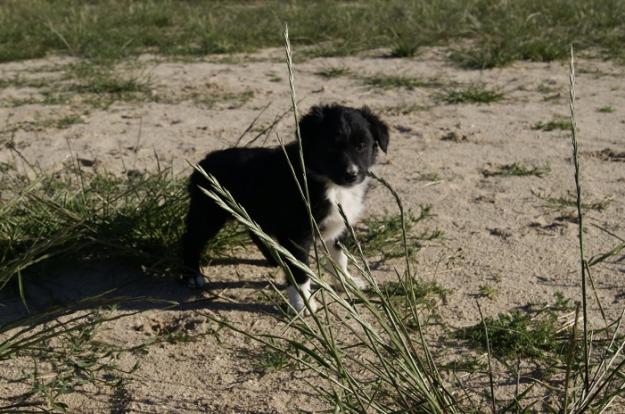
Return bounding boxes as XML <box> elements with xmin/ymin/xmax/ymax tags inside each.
<box><xmin>360</xmin><ymin>106</ymin><xmax>389</xmax><ymax>153</ymax></box>
<box><xmin>298</xmin><ymin>105</ymin><xmax>325</xmax><ymax>139</ymax></box>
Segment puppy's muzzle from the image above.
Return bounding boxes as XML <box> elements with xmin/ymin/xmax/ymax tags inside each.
<box><xmin>343</xmin><ymin>164</ymin><xmax>360</xmax><ymax>184</ymax></box>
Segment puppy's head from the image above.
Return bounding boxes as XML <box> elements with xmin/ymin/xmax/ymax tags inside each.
<box><xmin>299</xmin><ymin>104</ymin><xmax>389</xmax><ymax>187</ymax></box>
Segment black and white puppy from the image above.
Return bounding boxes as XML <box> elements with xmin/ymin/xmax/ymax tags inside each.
<box><xmin>181</xmin><ymin>104</ymin><xmax>389</xmax><ymax>312</ymax></box>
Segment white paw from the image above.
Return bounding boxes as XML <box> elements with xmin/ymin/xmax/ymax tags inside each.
<box><xmin>287</xmin><ymin>283</ymin><xmax>317</xmax><ymax>315</ymax></box>
<box><xmin>186</xmin><ymin>273</ymin><xmax>206</xmax><ymax>288</ymax></box>
<box><xmin>330</xmin><ymin>272</ymin><xmax>368</xmax><ymax>291</ymax></box>
<box><xmin>350</xmin><ymin>275</ymin><xmax>369</xmax><ymax>290</ymax></box>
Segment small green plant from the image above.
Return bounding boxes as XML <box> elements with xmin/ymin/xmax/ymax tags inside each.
<box><xmin>456</xmin><ymin>305</ymin><xmax>569</xmax><ymax>361</ymax></box>
<box><xmin>389</xmin><ymin>35</ymin><xmax>420</xmax><ymax>58</ymax></box>
<box><xmin>191</xmin><ymin>90</ymin><xmax>254</xmax><ymax>109</ymax></box>
<box><xmin>54</xmin><ymin>114</ymin><xmax>84</xmax><ymax>129</ymax></box>
<box><xmin>532</xmin><ymin>118</ymin><xmax>571</xmax><ymax>131</ymax></box>
<box><xmin>362</xmin><ymin>74</ymin><xmax>440</xmax><ymax>90</ymax></box>
<box><xmin>258</xmin><ymin>347</ymin><xmax>292</xmax><ymax>373</ymax></box>
<box><xmin>597</xmin><ymin>105</ymin><xmax>615</xmax><ymax>113</ymax></box>
<box><xmin>315</xmin><ymin>66</ymin><xmax>352</xmax><ymax>79</ymax></box>
<box><xmin>346</xmin><ymin>206</ymin><xmax>443</xmax><ymax>262</ymax></box>
<box><xmin>481</xmin><ymin>162</ymin><xmax>550</xmax><ymax>177</ymax></box>
<box><xmin>413</xmin><ymin>171</ymin><xmax>441</xmax><ymax>182</ymax></box>
<box><xmin>534</xmin><ymin>191</ymin><xmax>613</xmax><ymax>212</ymax></box>
<box><xmin>439</xmin><ymin>84</ymin><xmax>503</xmax><ymax>104</ymax></box>
<box><xmin>478</xmin><ymin>284</ymin><xmax>497</xmax><ymax>300</ymax></box>
<box><xmin>267</xmin><ymin>72</ymin><xmax>282</xmax><ymax>82</ymax></box>
<box><xmin>377</xmin><ymin>279</ymin><xmax>448</xmax><ymax>306</ymax></box>
<box><xmin>587</xmin><ymin>148</ymin><xmax>625</xmax><ymax>162</ymax></box>
<box><xmin>383</xmin><ymin>103</ymin><xmax>431</xmax><ymax>115</ymax></box>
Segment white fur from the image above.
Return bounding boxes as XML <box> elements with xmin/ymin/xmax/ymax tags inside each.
<box><xmin>320</xmin><ymin>179</ymin><xmax>369</xmax><ymax>290</ymax></box>
<box><xmin>287</xmin><ymin>279</ymin><xmax>317</xmax><ymax>314</ymax></box>
<box><xmin>320</xmin><ymin>179</ymin><xmax>368</xmax><ymax>242</ymax></box>
<box><xmin>288</xmin><ymin>180</ymin><xmax>369</xmax><ymax>313</ymax></box>
<box><xmin>324</xmin><ymin>241</ymin><xmax>368</xmax><ymax>290</ymax></box>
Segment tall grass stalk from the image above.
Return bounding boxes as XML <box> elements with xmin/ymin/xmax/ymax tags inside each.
<box><xmin>567</xmin><ymin>45</ymin><xmax>589</xmax><ymax>393</ymax></box>
<box><xmin>476</xmin><ymin>300</ymin><xmax>497</xmax><ymax>414</ymax></box>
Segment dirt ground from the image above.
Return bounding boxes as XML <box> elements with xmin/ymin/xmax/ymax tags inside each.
<box><xmin>1</xmin><ymin>47</ymin><xmax>624</xmax><ymax>412</ymax></box>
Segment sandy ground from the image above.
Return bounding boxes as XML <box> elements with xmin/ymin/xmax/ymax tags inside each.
<box><xmin>1</xmin><ymin>47</ymin><xmax>625</xmax><ymax>412</ymax></box>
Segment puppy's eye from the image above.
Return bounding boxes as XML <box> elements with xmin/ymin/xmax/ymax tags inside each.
<box><xmin>356</xmin><ymin>141</ymin><xmax>367</xmax><ymax>151</ymax></box>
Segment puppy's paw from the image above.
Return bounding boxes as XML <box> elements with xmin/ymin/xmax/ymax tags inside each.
<box><xmin>287</xmin><ymin>284</ymin><xmax>318</xmax><ymax>315</ymax></box>
<box><xmin>184</xmin><ymin>273</ymin><xmax>206</xmax><ymax>289</ymax></box>
<box><xmin>350</xmin><ymin>275</ymin><xmax>369</xmax><ymax>290</ymax></box>
<box><xmin>331</xmin><ymin>273</ymin><xmax>368</xmax><ymax>291</ymax></box>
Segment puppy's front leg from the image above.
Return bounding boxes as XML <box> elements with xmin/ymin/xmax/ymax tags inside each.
<box><xmin>325</xmin><ymin>239</ymin><xmax>368</xmax><ymax>290</ymax></box>
<box><xmin>279</xmin><ymin>237</ymin><xmax>318</xmax><ymax>314</ymax></box>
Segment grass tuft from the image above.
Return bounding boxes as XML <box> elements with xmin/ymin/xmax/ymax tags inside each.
<box><xmin>346</xmin><ymin>206</ymin><xmax>443</xmax><ymax>263</ymax></box>
<box><xmin>534</xmin><ymin>191</ymin><xmax>613</xmax><ymax>212</ymax></box>
<box><xmin>439</xmin><ymin>84</ymin><xmax>503</xmax><ymax>104</ymax></box>
<box><xmin>532</xmin><ymin>118</ymin><xmax>571</xmax><ymax>131</ymax></box>
<box><xmin>456</xmin><ymin>298</ymin><xmax>574</xmax><ymax>361</ymax></box>
<box><xmin>0</xmin><ymin>167</ymin><xmax>248</xmax><ymax>290</ymax></box>
<box><xmin>314</xmin><ymin>66</ymin><xmax>352</xmax><ymax>79</ymax></box>
<box><xmin>481</xmin><ymin>162</ymin><xmax>550</xmax><ymax>178</ymax></box>
<box><xmin>362</xmin><ymin>74</ymin><xmax>441</xmax><ymax>90</ymax></box>
<box><xmin>597</xmin><ymin>105</ymin><xmax>615</xmax><ymax>113</ymax></box>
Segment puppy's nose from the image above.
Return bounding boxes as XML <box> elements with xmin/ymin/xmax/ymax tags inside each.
<box><xmin>345</xmin><ymin>164</ymin><xmax>359</xmax><ymax>181</ymax></box>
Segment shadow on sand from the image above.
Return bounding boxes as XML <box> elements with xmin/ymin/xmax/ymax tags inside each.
<box><xmin>0</xmin><ymin>258</ymin><xmax>285</xmax><ymax>326</ymax></box>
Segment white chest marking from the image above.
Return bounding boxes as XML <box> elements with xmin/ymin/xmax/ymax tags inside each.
<box><xmin>320</xmin><ymin>179</ymin><xmax>368</xmax><ymax>241</ymax></box>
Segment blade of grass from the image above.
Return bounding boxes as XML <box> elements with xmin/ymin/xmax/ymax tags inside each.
<box><xmin>477</xmin><ymin>300</ymin><xmax>497</xmax><ymax>414</ymax></box>
<box><xmin>568</xmin><ymin>44</ymin><xmax>589</xmax><ymax>394</ymax></box>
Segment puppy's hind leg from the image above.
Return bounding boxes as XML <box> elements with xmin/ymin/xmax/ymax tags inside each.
<box><xmin>181</xmin><ymin>198</ymin><xmax>228</xmax><ymax>288</ymax></box>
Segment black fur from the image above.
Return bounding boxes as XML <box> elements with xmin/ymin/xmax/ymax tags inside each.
<box><xmin>181</xmin><ymin>104</ymin><xmax>389</xmax><ymax>293</ymax></box>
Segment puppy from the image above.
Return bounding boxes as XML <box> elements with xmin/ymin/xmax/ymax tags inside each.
<box><xmin>181</xmin><ymin>104</ymin><xmax>389</xmax><ymax>312</ymax></box>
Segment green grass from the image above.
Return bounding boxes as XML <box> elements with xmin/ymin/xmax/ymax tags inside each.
<box><xmin>0</xmin><ymin>297</ymin><xmax>158</xmax><ymax>412</ymax></box>
<box><xmin>587</xmin><ymin>148</ymin><xmax>625</xmax><ymax>162</ymax></box>
<box><xmin>0</xmin><ymin>165</ymin><xmax>251</xmax><ymax>290</ymax></box>
<box><xmin>0</xmin><ymin>0</ymin><xmax>623</xmax><ymax>67</ymax></box>
<box><xmin>535</xmin><ymin>191</ymin><xmax>613</xmax><ymax>212</ymax></box>
<box><xmin>456</xmin><ymin>303</ymin><xmax>572</xmax><ymax>361</ymax></box>
<box><xmin>375</xmin><ymin>279</ymin><xmax>448</xmax><ymax>312</ymax></box>
<box><xmin>346</xmin><ymin>206</ymin><xmax>443</xmax><ymax>263</ymax></box>
<box><xmin>532</xmin><ymin>118</ymin><xmax>571</xmax><ymax>131</ymax></box>
<box><xmin>389</xmin><ymin>40</ymin><xmax>420</xmax><ymax>58</ymax></box>
<box><xmin>191</xmin><ymin>90</ymin><xmax>254</xmax><ymax>110</ymax></box>
<box><xmin>439</xmin><ymin>84</ymin><xmax>504</xmax><ymax>104</ymax></box>
<box><xmin>481</xmin><ymin>162</ymin><xmax>550</xmax><ymax>178</ymax></box>
<box><xmin>383</xmin><ymin>103</ymin><xmax>431</xmax><ymax>115</ymax></box>
<box><xmin>1</xmin><ymin>62</ymin><xmax>156</xmax><ymax>108</ymax></box>
<box><xmin>362</xmin><ymin>74</ymin><xmax>441</xmax><ymax>90</ymax></box>
<box><xmin>478</xmin><ymin>284</ymin><xmax>497</xmax><ymax>300</ymax></box>
<box><xmin>54</xmin><ymin>114</ymin><xmax>84</xmax><ymax>128</ymax></box>
<box><xmin>412</xmin><ymin>171</ymin><xmax>441</xmax><ymax>182</ymax></box>
<box><xmin>597</xmin><ymin>105</ymin><xmax>615</xmax><ymax>113</ymax></box>
<box><xmin>1</xmin><ymin>114</ymin><xmax>85</xmax><ymax>131</ymax></box>
<box><xmin>314</xmin><ymin>66</ymin><xmax>352</xmax><ymax>79</ymax></box>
